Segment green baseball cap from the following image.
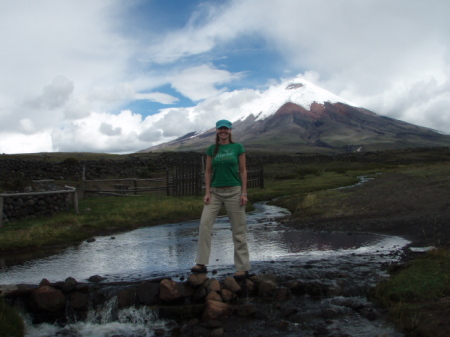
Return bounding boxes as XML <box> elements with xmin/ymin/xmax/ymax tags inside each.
<box><xmin>216</xmin><ymin>119</ymin><xmax>232</xmax><ymax>129</ymax></box>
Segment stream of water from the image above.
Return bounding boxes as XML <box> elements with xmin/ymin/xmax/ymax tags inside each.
<box><xmin>0</xmin><ymin>202</ymin><xmax>407</xmax><ymax>285</ymax></box>
<box><xmin>1</xmin><ymin>190</ymin><xmax>410</xmax><ymax>336</ymax></box>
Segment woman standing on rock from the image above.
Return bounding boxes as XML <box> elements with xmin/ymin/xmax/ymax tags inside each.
<box><xmin>191</xmin><ymin>119</ymin><xmax>250</xmax><ymax>279</ymax></box>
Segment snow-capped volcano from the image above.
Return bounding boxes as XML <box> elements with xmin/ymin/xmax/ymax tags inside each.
<box><xmin>141</xmin><ymin>79</ymin><xmax>450</xmax><ymax>154</ymax></box>
<box><xmin>235</xmin><ymin>79</ymin><xmax>355</xmax><ymax>123</ymax></box>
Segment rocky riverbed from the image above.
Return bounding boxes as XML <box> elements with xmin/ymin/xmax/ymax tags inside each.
<box><xmin>4</xmin><ymin>245</ymin><xmax>406</xmax><ymax>337</ymax></box>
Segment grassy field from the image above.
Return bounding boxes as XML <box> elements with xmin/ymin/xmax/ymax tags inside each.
<box><xmin>370</xmin><ymin>249</ymin><xmax>450</xmax><ymax>337</ymax></box>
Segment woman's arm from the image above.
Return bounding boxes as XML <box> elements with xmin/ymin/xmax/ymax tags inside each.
<box><xmin>238</xmin><ymin>153</ymin><xmax>248</xmax><ymax>206</ymax></box>
<box><xmin>204</xmin><ymin>155</ymin><xmax>213</xmax><ymax>204</ymax></box>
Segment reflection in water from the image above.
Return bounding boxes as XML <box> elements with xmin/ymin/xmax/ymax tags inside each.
<box><xmin>0</xmin><ymin>202</ymin><xmax>409</xmax><ymax>285</ymax></box>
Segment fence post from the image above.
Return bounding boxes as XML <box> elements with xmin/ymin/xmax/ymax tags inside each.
<box><xmin>166</xmin><ymin>169</ymin><xmax>170</xmax><ymax>196</ymax></box>
<box><xmin>82</xmin><ymin>165</ymin><xmax>86</xmax><ymax>198</ymax></box>
<box><xmin>73</xmin><ymin>190</ymin><xmax>79</xmax><ymax>214</ymax></box>
<box><xmin>0</xmin><ymin>196</ymin><xmax>3</xmax><ymax>228</ymax></box>
<box><xmin>133</xmin><ymin>179</ymin><xmax>137</xmax><ymax>195</ymax></box>
<box><xmin>260</xmin><ymin>163</ymin><xmax>265</xmax><ymax>189</ymax></box>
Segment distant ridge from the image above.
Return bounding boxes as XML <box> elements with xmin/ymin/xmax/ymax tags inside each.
<box><xmin>140</xmin><ymin>79</ymin><xmax>450</xmax><ymax>154</ymax></box>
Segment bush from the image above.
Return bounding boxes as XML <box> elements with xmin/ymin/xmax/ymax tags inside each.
<box><xmin>0</xmin><ymin>298</ymin><xmax>24</xmax><ymax>337</ymax></box>
<box><xmin>273</xmin><ymin>173</ymin><xmax>298</xmax><ymax>180</ymax></box>
<box><xmin>61</xmin><ymin>157</ymin><xmax>79</xmax><ymax>167</ymax></box>
<box><xmin>298</xmin><ymin>167</ymin><xmax>322</xmax><ymax>178</ymax></box>
<box><xmin>0</xmin><ymin>172</ymin><xmax>32</xmax><ymax>192</ymax></box>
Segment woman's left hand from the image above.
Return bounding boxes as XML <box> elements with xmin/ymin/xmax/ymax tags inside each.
<box><xmin>240</xmin><ymin>194</ymin><xmax>248</xmax><ymax>206</ymax></box>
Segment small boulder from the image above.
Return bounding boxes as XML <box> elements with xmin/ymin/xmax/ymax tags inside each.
<box><xmin>258</xmin><ymin>280</ymin><xmax>276</xmax><ymax>299</ymax></box>
<box><xmin>159</xmin><ymin>279</ymin><xmax>182</xmax><ymax>303</ymax></box>
<box><xmin>117</xmin><ymin>286</ymin><xmax>137</xmax><ymax>309</ymax></box>
<box><xmin>69</xmin><ymin>292</ymin><xmax>89</xmax><ymax>310</ymax></box>
<box><xmin>205</xmin><ymin>291</ymin><xmax>222</xmax><ymax>302</ymax></box>
<box><xmin>274</xmin><ymin>287</ymin><xmax>291</xmax><ymax>301</ymax></box>
<box><xmin>39</xmin><ymin>278</ymin><xmax>52</xmax><ymax>287</ymax></box>
<box><xmin>208</xmin><ymin>279</ymin><xmax>221</xmax><ymax>292</ymax></box>
<box><xmin>188</xmin><ymin>273</ymin><xmax>208</xmax><ymax>287</ymax></box>
<box><xmin>202</xmin><ymin>300</ymin><xmax>233</xmax><ymax>321</ymax></box>
<box><xmin>62</xmin><ymin>277</ymin><xmax>78</xmax><ymax>292</ymax></box>
<box><xmin>223</xmin><ymin>277</ymin><xmax>241</xmax><ymax>293</ymax></box>
<box><xmin>137</xmin><ymin>281</ymin><xmax>160</xmax><ymax>305</ymax></box>
<box><xmin>88</xmin><ymin>275</ymin><xmax>105</xmax><ymax>283</ymax></box>
<box><xmin>220</xmin><ymin>289</ymin><xmax>235</xmax><ymax>302</ymax></box>
<box><xmin>236</xmin><ymin>303</ymin><xmax>257</xmax><ymax>317</ymax></box>
<box><xmin>32</xmin><ymin>286</ymin><xmax>66</xmax><ymax>312</ymax></box>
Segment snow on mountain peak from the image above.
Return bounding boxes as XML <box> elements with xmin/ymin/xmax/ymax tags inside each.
<box><xmin>236</xmin><ymin>78</ymin><xmax>354</xmax><ymax>122</ymax></box>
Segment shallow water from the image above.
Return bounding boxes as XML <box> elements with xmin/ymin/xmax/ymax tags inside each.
<box><xmin>0</xmin><ymin>202</ymin><xmax>408</xmax><ymax>285</ymax></box>
<box><xmin>1</xmin><ymin>201</ymin><xmax>410</xmax><ymax>337</ymax></box>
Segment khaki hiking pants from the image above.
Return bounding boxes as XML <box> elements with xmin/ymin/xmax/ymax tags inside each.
<box><xmin>195</xmin><ymin>186</ymin><xmax>250</xmax><ymax>271</ymax></box>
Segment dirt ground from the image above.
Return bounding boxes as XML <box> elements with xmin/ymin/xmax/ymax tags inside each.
<box><xmin>284</xmin><ymin>171</ymin><xmax>450</xmax><ymax>337</ymax></box>
<box><xmin>289</xmin><ymin>172</ymin><xmax>450</xmax><ymax>249</ymax></box>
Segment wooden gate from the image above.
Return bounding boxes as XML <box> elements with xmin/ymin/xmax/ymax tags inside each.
<box><xmin>170</xmin><ymin>162</ymin><xmax>203</xmax><ymax>196</ymax></box>
<box><xmin>170</xmin><ymin>159</ymin><xmax>264</xmax><ymax>196</ymax></box>
<box><xmin>247</xmin><ymin>162</ymin><xmax>264</xmax><ymax>188</ymax></box>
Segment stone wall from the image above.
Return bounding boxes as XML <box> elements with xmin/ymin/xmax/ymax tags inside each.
<box><xmin>0</xmin><ymin>152</ymin><xmax>205</xmax><ymax>182</ymax></box>
<box><xmin>1</xmin><ymin>192</ymin><xmax>71</xmax><ymax>222</ymax></box>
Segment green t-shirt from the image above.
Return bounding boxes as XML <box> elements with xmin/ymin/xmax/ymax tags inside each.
<box><xmin>206</xmin><ymin>143</ymin><xmax>245</xmax><ymax>187</ymax></box>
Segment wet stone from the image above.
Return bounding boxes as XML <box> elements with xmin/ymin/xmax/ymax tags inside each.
<box><xmin>206</xmin><ymin>279</ymin><xmax>221</xmax><ymax>292</ymax></box>
<box><xmin>202</xmin><ymin>300</ymin><xmax>233</xmax><ymax>321</ymax></box>
<box><xmin>32</xmin><ymin>286</ymin><xmax>66</xmax><ymax>312</ymax></box>
<box><xmin>220</xmin><ymin>289</ymin><xmax>235</xmax><ymax>302</ymax></box>
<box><xmin>62</xmin><ymin>277</ymin><xmax>78</xmax><ymax>292</ymax></box>
<box><xmin>236</xmin><ymin>303</ymin><xmax>257</xmax><ymax>317</ymax></box>
<box><xmin>205</xmin><ymin>291</ymin><xmax>222</xmax><ymax>302</ymax></box>
<box><xmin>136</xmin><ymin>280</ymin><xmax>159</xmax><ymax>305</ymax></box>
<box><xmin>188</xmin><ymin>273</ymin><xmax>208</xmax><ymax>287</ymax></box>
<box><xmin>69</xmin><ymin>292</ymin><xmax>89</xmax><ymax>310</ymax></box>
<box><xmin>159</xmin><ymin>279</ymin><xmax>182</xmax><ymax>303</ymax></box>
<box><xmin>223</xmin><ymin>277</ymin><xmax>240</xmax><ymax>293</ymax></box>
<box><xmin>258</xmin><ymin>280</ymin><xmax>276</xmax><ymax>299</ymax></box>
<box><xmin>88</xmin><ymin>275</ymin><xmax>105</xmax><ymax>283</ymax></box>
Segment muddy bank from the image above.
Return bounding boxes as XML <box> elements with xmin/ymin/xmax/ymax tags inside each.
<box><xmin>286</xmin><ymin>172</ymin><xmax>450</xmax><ymax>250</ymax></box>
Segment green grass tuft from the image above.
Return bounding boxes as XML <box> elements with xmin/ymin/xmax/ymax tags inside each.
<box><xmin>0</xmin><ymin>298</ymin><xmax>24</xmax><ymax>337</ymax></box>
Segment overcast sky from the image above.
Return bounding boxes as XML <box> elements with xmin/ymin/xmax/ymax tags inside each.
<box><xmin>1</xmin><ymin>0</ymin><xmax>449</xmax><ymax>154</ymax></box>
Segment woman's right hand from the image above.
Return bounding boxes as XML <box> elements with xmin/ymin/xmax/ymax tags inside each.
<box><xmin>203</xmin><ymin>193</ymin><xmax>211</xmax><ymax>205</ymax></box>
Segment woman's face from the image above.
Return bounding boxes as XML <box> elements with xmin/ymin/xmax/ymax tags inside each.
<box><xmin>216</xmin><ymin>126</ymin><xmax>231</xmax><ymax>141</ymax></box>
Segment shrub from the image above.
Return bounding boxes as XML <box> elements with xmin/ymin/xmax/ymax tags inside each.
<box><xmin>0</xmin><ymin>298</ymin><xmax>24</xmax><ymax>337</ymax></box>
<box><xmin>298</xmin><ymin>167</ymin><xmax>322</xmax><ymax>176</ymax></box>
<box><xmin>273</xmin><ymin>173</ymin><xmax>298</xmax><ymax>180</ymax></box>
<box><xmin>61</xmin><ymin>157</ymin><xmax>79</xmax><ymax>167</ymax></box>
<box><xmin>0</xmin><ymin>172</ymin><xmax>32</xmax><ymax>192</ymax></box>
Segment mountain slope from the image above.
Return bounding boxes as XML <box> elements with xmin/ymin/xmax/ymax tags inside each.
<box><xmin>141</xmin><ymin>80</ymin><xmax>450</xmax><ymax>154</ymax></box>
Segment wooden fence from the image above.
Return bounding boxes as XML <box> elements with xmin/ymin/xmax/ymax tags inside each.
<box><xmin>82</xmin><ymin>177</ymin><xmax>168</xmax><ymax>197</ymax></box>
<box><xmin>81</xmin><ymin>159</ymin><xmax>264</xmax><ymax>198</ymax></box>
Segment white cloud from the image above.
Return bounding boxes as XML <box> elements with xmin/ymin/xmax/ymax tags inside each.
<box><xmin>135</xmin><ymin>92</ymin><xmax>179</xmax><ymax>104</ymax></box>
<box><xmin>100</xmin><ymin>123</ymin><xmax>122</xmax><ymax>136</ymax></box>
<box><xmin>170</xmin><ymin>64</ymin><xmax>245</xmax><ymax>101</ymax></box>
<box><xmin>0</xmin><ymin>132</ymin><xmax>53</xmax><ymax>154</ymax></box>
<box><xmin>18</xmin><ymin>119</ymin><xmax>36</xmax><ymax>134</ymax></box>
<box><xmin>52</xmin><ymin>110</ymin><xmax>145</xmax><ymax>153</ymax></box>
<box><xmin>27</xmin><ymin>76</ymin><xmax>74</xmax><ymax>110</ymax></box>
